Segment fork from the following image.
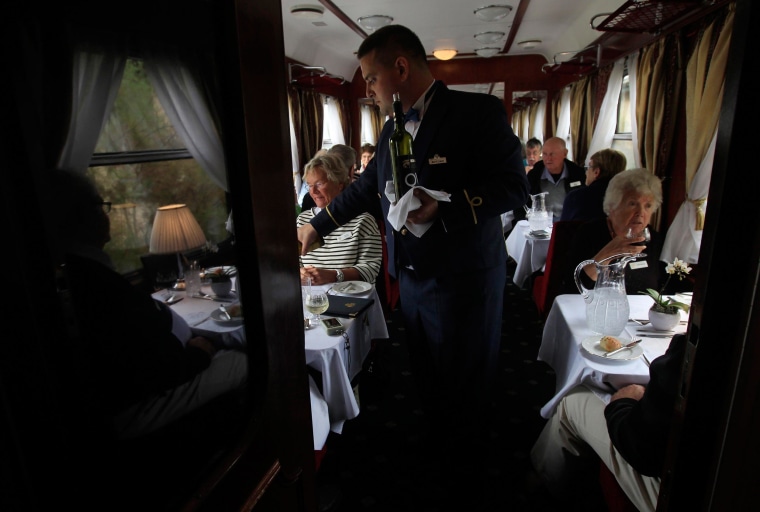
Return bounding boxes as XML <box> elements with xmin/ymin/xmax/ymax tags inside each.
<box><xmin>629</xmin><ymin>318</ymin><xmax>650</xmax><ymax>326</ymax></box>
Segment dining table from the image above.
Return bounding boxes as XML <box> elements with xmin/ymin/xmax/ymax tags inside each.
<box><xmin>153</xmin><ymin>275</ymin><xmax>388</xmax><ymax>435</ymax></box>
<box><xmin>505</xmin><ymin>219</ymin><xmax>552</xmax><ymax>289</ymax></box>
<box><xmin>537</xmin><ymin>293</ymin><xmax>690</xmax><ymax>419</ymax></box>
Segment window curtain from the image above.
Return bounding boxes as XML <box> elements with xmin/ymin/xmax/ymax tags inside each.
<box><xmin>661</xmin><ymin>5</ymin><xmax>734</xmax><ymax>264</ymax></box>
<box><xmin>57</xmin><ymin>49</ymin><xmax>126</xmax><ymax>172</ymax></box>
<box><xmin>587</xmin><ymin>59</ymin><xmax>625</xmax><ymax>159</ymax></box>
<box><xmin>532</xmin><ymin>96</ymin><xmax>546</xmax><ymax>143</ymax></box>
<box><xmin>297</xmin><ymin>89</ymin><xmax>324</xmax><ymax>168</ymax></box>
<box><xmin>337</xmin><ymin>98</ymin><xmax>351</xmax><ymax>146</ymax></box>
<box><xmin>520</xmin><ymin>106</ymin><xmax>530</xmax><ymax>142</ymax></box>
<box><xmin>556</xmin><ymin>87</ymin><xmax>573</xmax><ymax>161</ymax></box>
<box><xmin>370</xmin><ymin>103</ymin><xmax>383</xmax><ymax>143</ymax></box>
<box><xmin>360</xmin><ymin>104</ymin><xmax>377</xmax><ymax>144</ymax></box>
<box><xmin>323</xmin><ymin>95</ymin><xmax>345</xmax><ymax>145</ymax></box>
<box><xmin>627</xmin><ymin>53</ymin><xmax>642</xmax><ymax>168</ymax></box>
<box><xmin>289</xmin><ymin>102</ymin><xmax>302</xmax><ymax>203</ymax></box>
<box><xmin>144</xmin><ymin>53</ymin><xmax>228</xmax><ymax>191</ymax></box>
<box><xmin>568</xmin><ymin>75</ymin><xmax>594</xmax><ymax>165</ymax></box>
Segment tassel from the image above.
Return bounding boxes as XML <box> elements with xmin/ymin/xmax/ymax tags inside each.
<box><xmin>690</xmin><ymin>197</ymin><xmax>707</xmax><ymax>231</ymax></box>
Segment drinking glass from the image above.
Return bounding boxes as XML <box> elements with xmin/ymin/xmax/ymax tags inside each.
<box><xmin>303</xmin><ymin>277</ymin><xmax>329</xmax><ymax>327</ymax></box>
<box><xmin>185</xmin><ymin>260</ymin><xmax>201</xmax><ymax>297</ymax></box>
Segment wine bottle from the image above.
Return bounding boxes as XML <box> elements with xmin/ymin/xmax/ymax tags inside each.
<box><xmin>389</xmin><ymin>92</ymin><xmax>418</xmax><ymax>204</ymax></box>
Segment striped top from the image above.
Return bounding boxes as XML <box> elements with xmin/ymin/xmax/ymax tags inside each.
<box><xmin>297</xmin><ymin>208</ymin><xmax>383</xmax><ymax>284</ymax></box>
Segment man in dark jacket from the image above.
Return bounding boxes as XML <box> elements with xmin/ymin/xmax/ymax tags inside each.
<box><xmin>529</xmin><ymin>334</ymin><xmax>687</xmax><ymax>512</ymax></box>
<box><xmin>514</xmin><ymin>136</ymin><xmax>585</xmax><ymax>223</ymax></box>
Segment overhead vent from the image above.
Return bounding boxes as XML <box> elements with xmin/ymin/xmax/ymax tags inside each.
<box><xmin>591</xmin><ymin>0</ymin><xmax>706</xmax><ymax>34</ymax></box>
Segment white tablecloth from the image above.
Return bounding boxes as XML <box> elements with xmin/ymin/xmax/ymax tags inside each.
<box><xmin>538</xmin><ymin>294</ymin><xmax>688</xmax><ymax>419</ymax></box>
<box><xmin>154</xmin><ymin>280</ymin><xmax>388</xmax><ymax>435</ymax></box>
<box><xmin>505</xmin><ymin>220</ymin><xmax>551</xmax><ymax>289</ymax></box>
<box><xmin>303</xmin><ymin>284</ymin><xmax>389</xmax><ymax>433</ymax></box>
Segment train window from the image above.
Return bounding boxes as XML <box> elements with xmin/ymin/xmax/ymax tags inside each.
<box><xmin>612</xmin><ymin>74</ymin><xmax>635</xmax><ymax>167</ymax></box>
<box><xmin>89</xmin><ymin>58</ymin><xmax>228</xmax><ymax>275</ymax></box>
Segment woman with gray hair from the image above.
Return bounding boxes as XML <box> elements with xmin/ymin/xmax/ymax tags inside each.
<box><xmin>561</xmin><ymin>168</ymin><xmax>681</xmax><ymax>295</ymax></box>
<box><xmin>297</xmin><ymin>153</ymin><xmax>382</xmax><ymax>285</ymax></box>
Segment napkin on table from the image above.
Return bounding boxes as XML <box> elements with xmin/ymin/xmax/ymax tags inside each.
<box><xmin>385</xmin><ymin>182</ymin><xmax>451</xmax><ymax>237</ymax></box>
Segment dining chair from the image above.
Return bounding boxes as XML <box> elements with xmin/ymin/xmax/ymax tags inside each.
<box><xmin>531</xmin><ymin>220</ymin><xmax>583</xmax><ymax>319</ymax></box>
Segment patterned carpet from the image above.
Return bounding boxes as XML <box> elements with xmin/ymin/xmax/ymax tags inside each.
<box><xmin>314</xmin><ymin>262</ymin><xmax>609</xmax><ymax>511</ymax></box>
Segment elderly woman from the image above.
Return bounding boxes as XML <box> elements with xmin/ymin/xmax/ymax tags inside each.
<box><xmin>562</xmin><ymin>168</ymin><xmax>671</xmax><ymax>295</ymax></box>
<box><xmin>297</xmin><ymin>153</ymin><xmax>382</xmax><ymax>285</ymax></box>
<box><xmin>560</xmin><ymin>148</ymin><xmax>627</xmax><ymax>222</ymax></box>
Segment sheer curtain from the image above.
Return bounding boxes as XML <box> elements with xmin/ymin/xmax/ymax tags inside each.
<box><xmin>144</xmin><ymin>54</ymin><xmax>228</xmax><ymax>191</ymax></box>
<box><xmin>323</xmin><ymin>95</ymin><xmax>345</xmax><ymax>145</ymax></box>
<box><xmin>627</xmin><ymin>53</ymin><xmax>642</xmax><ymax>168</ymax></box>
<box><xmin>661</xmin><ymin>6</ymin><xmax>734</xmax><ymax>264</ymax></box>
<box><xmin>57</xmin><ymin>49</ymin><xmax>126</xmax><ymax>171</ymax></box>
<box><xmin>532</xmin><ymin>97</ymin><xmax>546</xmax><ymax>142</ymax></box>
<box><xmin>361</xmin><ymin>104</ymin><xmax>377</xmax><ymax>144</ymax></box>
<box><xmin>555</xmin><ymin>88</ymin><xmax>572</xmax><ymax>161</ymax></box>
<box><xmin>587</xmin><ymin>59</ymin><xmax>625</xmax><ymax>158</ymax></box>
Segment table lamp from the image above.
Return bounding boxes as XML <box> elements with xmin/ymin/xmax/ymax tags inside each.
<box><xmin>149</xmin><ymin>204</ymin><xmax>207</xmax><ymax>287</ymax></box>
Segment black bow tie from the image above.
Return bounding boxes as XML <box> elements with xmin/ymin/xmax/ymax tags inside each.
<box><xmin>405</xmin><ymin>108</ymin><xmax>420</xmax><ymax>123</ymax></box>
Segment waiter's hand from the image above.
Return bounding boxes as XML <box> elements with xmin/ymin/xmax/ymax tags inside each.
<box><xmin>407</xmin><ymin>188</ymin><xmax>439</xmax><ymax>225</ymax></box>
<box><xmin>610</xmin><ymin>383</ymin><xmax>646</xmax><ymax>402</ymax></box>
<box><xmin>297</xmin><ymin>224</ymin><xmax>319</xmax><ymax>255</ymax></box>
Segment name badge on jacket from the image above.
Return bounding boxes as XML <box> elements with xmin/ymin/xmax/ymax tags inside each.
<box><xmin>629</xmin><ymin>261</ymin><xmax>648</xmax><ymax>270</ymax></box>
<box><xmin>429</xmin><ymin>154</ymin><xmax>447</xmax><ymax>165</ymax></box>
<box><xmin>570</xmin><ymin>181</ymin><xmax>582</xmax><ymax>188</ymax></box>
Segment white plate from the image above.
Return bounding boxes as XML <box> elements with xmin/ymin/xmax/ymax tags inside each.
<box><xmin>332</xmin><ymin>281</ymin><xmax>372</xmax><ymax>295</ymax></box>
<box><xmin>210</xmin><ymin>308</ymin><xmax>244</xmax><ymax>325</ymax></box>
<box><xmin>581</xmin><ymin>336</ymin><xmax>643</xmax><ymax>362</ymax></box>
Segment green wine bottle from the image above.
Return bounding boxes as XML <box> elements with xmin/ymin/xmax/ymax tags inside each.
<box><xmin>389</xmin><ymin>92</ymin><xmax>418</xmax><ymax>204</ymax></box>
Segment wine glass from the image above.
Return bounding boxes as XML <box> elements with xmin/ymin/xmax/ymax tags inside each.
<box><xmin>304</xmin><ymin>277</ymin><xmax>329</xmax><ymax>327</ymax></box>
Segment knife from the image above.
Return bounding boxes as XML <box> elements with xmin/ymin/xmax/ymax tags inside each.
<box><xmin>638</xmin><ymin>333</ymin><xmax>673</xmax><ymax>338</ymax></box>
<box><xmin>604</xmin><ymin>339</ymin><xmax>642</xmax><ymax>357</ymax></box>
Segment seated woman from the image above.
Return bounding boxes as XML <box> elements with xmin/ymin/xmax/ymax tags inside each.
<box><xmin>561</xmin><ymin>168</ymin><xmax>681</xmax><ymax>295</ymax></box>
<box><xmin>560</xmin><ymin>148</ymin><xmax>627</xmax><ymax>222</ymax></box>
<box><xmin>297</xmin><ymin>153</ymin><xmax>382</xmax><ymax>285</ymax></box>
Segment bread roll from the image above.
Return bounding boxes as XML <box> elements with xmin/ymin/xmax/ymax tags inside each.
<box><xmin>600</xmin><ymin>335</ymin><xmax>623</xmax><ymax>352</ymax></box>
<box><xmin>226</xmin><ymin>303</ymin><xmax>243</xmax><ymax>318</ymax></box>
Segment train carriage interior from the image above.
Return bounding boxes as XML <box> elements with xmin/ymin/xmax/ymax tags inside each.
<box><xmin>2</xmin><ymin>1</ymin><xmax>758</xmax><ymax>511</ymax></box>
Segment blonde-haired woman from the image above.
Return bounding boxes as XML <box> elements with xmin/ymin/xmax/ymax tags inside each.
<box><xmin>297</xmin><ymin>153</ymin><xmax>382</xmax><ymax>285</ymax></box>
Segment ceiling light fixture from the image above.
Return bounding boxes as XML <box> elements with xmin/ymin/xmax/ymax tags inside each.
<box><xmin>474</xmin><ymin>31</ymin><xmax>505</xmax><ymax>44</ymax></box>
<box><xmin>290</xmin><ymin>4</ymin><xmax>325</xmax><ymax>19</ymax></box>
<box><xmin>432</xmin><ymin>49</ymin><xmax>458</xmax><ymax>61</ymax></box>
<box><xmin>474</xmin><ymin>47</ymin><xmax>501</xmax><ymax>58</ymax></box>
<box><xmin>357</xmin><ymin>15</ymin><xmax>394</xmax><ymax>31</ymax></box>
<box><xmin>517</xmin><ymin>39</ymin><xmax>542</xmax><ymax>50</ymax></box>
<box><xmin>474</xmin><ymin>5</ymin><xmax>513</xmax><ymax>22</ymax></box>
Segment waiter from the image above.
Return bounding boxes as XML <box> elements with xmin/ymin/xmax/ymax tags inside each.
<box><xmin>297</xmin><ymin>24</ymin><xmax>528</xmax><ymax>443</ymax></box>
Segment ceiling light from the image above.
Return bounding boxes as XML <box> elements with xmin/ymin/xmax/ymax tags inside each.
<box><xmin>517</xmin><ymin>39</ymin><xmax>542</xmax><ymax>50</ymax></box>
<box><xmin>290</xmin><ymin>4</ymin><xmax>324</xmax><ymax>19</ymax></box>
<box><xmin>357</xmin><ymin>15</ymin><xmax>394</xmax><ymax>31</ymax></box>
<box><xmin>474</xmin><ymin>47</ymin><xmax>501</xmax><ymax>58</ymax></box>
<box><xmin>554</xmin><ymin>51</ymin><xmax>577</xmax><ymax>63</ymax></box>
<box><xmin>432</xmin><ymin>49</ymin><xmax>458</xmax><ymax>61</ymax></box>
<box><xmin>474</xmin><ymin>5</ymin><xmax>513</xmax><ymax>22</ymax></box>
<box><xmin>474</xmin><ymin>31</ymin><xmax>505</xmax><ymax>44</ymax></box>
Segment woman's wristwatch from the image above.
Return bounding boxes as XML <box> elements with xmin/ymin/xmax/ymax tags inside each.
<box><xmin>335</xmin><ymin>269</ymin><xmax>345</xmax><ymax>282</ymax></box>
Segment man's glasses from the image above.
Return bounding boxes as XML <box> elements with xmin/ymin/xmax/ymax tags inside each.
<box><xmin>99</xmin><ymin>201</ymin><xmax>112</xmax><ymax>213</ymax></box>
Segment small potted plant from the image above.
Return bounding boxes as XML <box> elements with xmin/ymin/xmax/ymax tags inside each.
<box><xmin>640</xmin><ymin>258</ymin><xmax>692</xmax><ymax>330</ymax></box>
<box><xmin>205</xmin><ymin>267</ymin><xmax>235</xmax><ymax>297</ymax></box>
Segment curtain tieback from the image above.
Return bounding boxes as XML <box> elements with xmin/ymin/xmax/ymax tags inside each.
<box><xmin>688</xmin><ymin>196</ymin><xmax>707</xmax><ymax>231</ymax></box>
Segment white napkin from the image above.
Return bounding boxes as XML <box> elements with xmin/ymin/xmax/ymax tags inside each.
<box><xmin>385</xmin><ymin>181</ymin><xmax>451</xmax><ymax>237</ymax></box>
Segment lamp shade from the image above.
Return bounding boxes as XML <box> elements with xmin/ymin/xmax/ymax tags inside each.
<box><xmin>433</xmin><ymin>49</ymin><xmax>458</xmax><ymax>61</ymax></box>
<box><xmin>474</xmin><ymin>31</ymin><xmax>505</xmax><ymax>44</ymax></box>
<box><xmin>149</xmin><ymin>204</ymin><xmax>207</xmax><ymax>254</ymax></box>
<box><xmin>357</xmin><ymin>15</ymin><xmax>394</xmax><ymax>31</ymax></box>
<box><xmin>474</xmin><ymin>5</ymin><xmax>513</xmax><ymax>22</ymax></box>
<box><xmin>475</xmin><ymin>47</ymin><xmax>501</xmax><ymax>58</ymax></box>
